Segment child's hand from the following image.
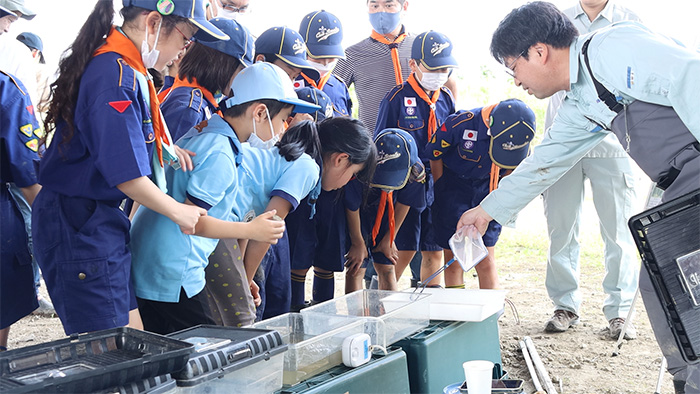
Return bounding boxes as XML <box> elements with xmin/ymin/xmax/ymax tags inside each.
<box><xmin>372</xmin><ymin>233</ymin><xmax>398</xmax><ymax>265</ymax></box>
<box><xmin>173</xmin><ymin>145</ymin><xmax>196</xmax><ymax>172</ymax></box>
<box><xmin>247</xmin><ymin>210</ymin><xmax>285</xmax><ymax>244</ymax></box>
<box><xmin>250</xmin><ymin>281</ymin><xmax>262</xmax><ymax>307</ymax></box>
<box><xmin>175</xmin><ymin>204</ymin><xmax>207</xmax><ymax>234</ymax></box>
<box><xmin>344</xmin><ymin>242</ymin><xmax>368</xmax><ymax>276</ymax></box>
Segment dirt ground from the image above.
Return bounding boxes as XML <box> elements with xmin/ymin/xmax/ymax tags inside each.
<box><xmin>9</xmin><ymin>185</ymin><xmax>675</xmax><ymax>393</ymax></box>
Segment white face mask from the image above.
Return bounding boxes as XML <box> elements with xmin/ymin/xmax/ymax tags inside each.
<box><xmin>419</xmin><ymin>71</ymin><xmax>448</xmax><ymax>92</ymax></box>
<box><xmin>249</xmin><ymin>107</ymin><xmax>279</xmax><ymax>150</ymax></box>
<box><xmin>215</xmin><ymin>0</ymin><xmax>246</xmax><ymax>21</ymax></box>
<box><xmin>141</xmin><ymin>18</ymin><xmax>162</xmax><ymax>69</ymax></box>
<box><xmin>309</xmin><ymin>59</ymin><xmax>337</xmax><ymax>76</ymax></box>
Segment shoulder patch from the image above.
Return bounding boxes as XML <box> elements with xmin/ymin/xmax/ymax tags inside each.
<box><xmin>20</xmin><ymin>124</ymin><xmax>34</xmax><ymax>137</ymax></box>
<box><xmin>26</xmin><ymin>105</ymin><xmax>34</xmax><ymax>116</ymax></box>
<box><xmin>440</xmin><ymin>140</ymin><xmax>450</xmax><ymax>148</ymax></box>
<box><xmin>109</xmin><ymin>100</ymin><xmax>133</xmax><ymax>113</ymax></box>
<box><xmin>189</xmin><ymin>88</ymin><xmax>204</xmax><ymax>111</ymax></box>
<box><xmin>25</xmin><ymin>138</ymin><xmax>39</xmax><ymax>152</ymax></box>
<box><xmin>433</xmin><ymin>150</ymin><xmax>443</xmax><ymax>158</ymax></box>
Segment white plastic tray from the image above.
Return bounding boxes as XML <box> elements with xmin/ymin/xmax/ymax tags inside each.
<box><xmin>401</xmin><ymin>288</ymin><xmax>506</xmax><ymax>322</ymax></box>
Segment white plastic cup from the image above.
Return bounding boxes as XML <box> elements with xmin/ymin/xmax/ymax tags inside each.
<box><xmin>462</xmin><ymin>360</ymin><xmax>494</xmax><ymax>394</ymax></box>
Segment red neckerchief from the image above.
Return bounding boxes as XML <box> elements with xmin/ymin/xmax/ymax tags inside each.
<box><xmin>406</xmin><ymin>73</ymin><xmax>440</xmax><ymax>141</ymax></box>
<box><xmin>168</xmin><ymin>76</ymin><xmax>222</xmax><ymax>117</ymax></box>
<box><xmin>93</xmin><ymin>26</ymin><xmax>170</xmax><ymax>166</ymax></box>
<box><xmin>370</xmin><ymin>30</ymin><xmax>408</xmax><ymax>85</ymax></box>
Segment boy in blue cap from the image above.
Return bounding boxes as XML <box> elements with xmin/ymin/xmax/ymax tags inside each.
<box><xmin>345</xmin><ymin>129</ymin><xmax>426</xmax><ymax>291</ymax></box>
<box><xmin>296</xmin><ymin>10</ymin><xmax>352</xmax><ymax>117</ymax></box>
<box><xmin>130</xmin><ymin>62</ymin><xmax>320</xmax><ymax>334</ymax></box>
<box><xmin>293</xmin><ymin>86</ymin><xmax>334</xmax><ymax>122</ymax></box>
<box><xmin>375</xmin><ymin>30</ymin><xmax>457</xmax><ymax>287</ymax></box>
<box><xmin>428</xmin><ymin>99</ymin><xmax>535</xmax><ymax>289</ymax></box>
<box><xmin>255</xmin><ymin>26</ymin><xmax>320</xmax><ymax>82</ymax></box>
<box><xmin>160</xmin><ymin>17</ymin><xmax>254</xmax><ymax>141</ymax></box>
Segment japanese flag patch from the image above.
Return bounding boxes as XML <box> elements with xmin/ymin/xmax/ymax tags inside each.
<box><xmin>463</xmin><ymin>129</ymin><xmax>478</xmax><ymax>141</ymax></box>
<box><xmin>293</xmin><ymin>80</ymin><xmax>304</xmax><ymax>90</ymax></box>
<box><xmin>404</xmin><ymin>97</ymin><xmax>417</xmax><ymax>107</ymax></box>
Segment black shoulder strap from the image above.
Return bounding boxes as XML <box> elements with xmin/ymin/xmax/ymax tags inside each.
<box><xmin>581</xmin><ymin>36</ymin><xmax>624</xmax><ymax>114</ymax></box>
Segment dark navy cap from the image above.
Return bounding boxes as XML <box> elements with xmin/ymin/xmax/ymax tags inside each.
<box><xmin>255</xmin><ymin>26</ymin><xmax>321</xmax><ymax>80</ymax></box>
<box><xmin>200</xmin><ymin>18</ymin><xmax>253</xmax><ymax>66</ymax></box>
<box><xmin>488</xmin><ymin>99</ymin><xmax>536</xmax><ymax>169</ymax></box>
<box><xmin>123</xmin><ymin>0</ymin><xmax>229</xmax><ymax>42</ymax></box>
<box><xmin>299</xmin><ymin>10</ymin><xmax>345</xmax><ymax>59</ymax></box>
<box><xmin>16</xmin><ymin>32</ymin><xmax>44</xmax><ymax>63</ymax></box>
<box><xmin>412</xmin><ymin>30</ymin><xmax>458</xmax><ymax>71</ymax></box>
<box><xmin>371</xmin><ymin>129</ymin><xmax>421</xmax><ymax>191</ymax></box>
<box><xmin>293</xmin><ymin>87</ymin><xmax>333</xmax><ymax>121</ymax></box>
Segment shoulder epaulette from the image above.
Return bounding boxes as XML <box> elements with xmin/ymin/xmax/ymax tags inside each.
<box><xmin>0</xmin><ymin>70</ymin><xmax>27</xmax><ymax>96</ymax></box>
<box><xmin>115</xmin><ymin>57</ymin><xmax>137</xmax><ymax>91</ymax></box>
<box><xmin>188</xmin><ymin>88</ymin><xmax>205</xmax><ymax>111</ymax></box>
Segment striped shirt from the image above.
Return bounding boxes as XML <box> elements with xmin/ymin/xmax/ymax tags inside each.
<box><xmin>333</xmin><ymin>28</ymin><xmax>416</xmax><ymax>132</ymax></box>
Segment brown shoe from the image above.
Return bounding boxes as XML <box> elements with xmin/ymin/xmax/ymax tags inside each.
<box><xmin>544</xmin><ymin>309</ymin><xmax>579</xmax><ymax>332</ymax></box>
<box><xmin>609</xmin><ymin>318</ymin><xmax>637</xmax><ymax>340</ymax></box>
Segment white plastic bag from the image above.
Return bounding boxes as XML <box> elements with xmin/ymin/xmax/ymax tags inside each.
<box><xmin>448</xmin><ymin>225</ymin><xmax>488</xmax><ymax>272</ymax></box>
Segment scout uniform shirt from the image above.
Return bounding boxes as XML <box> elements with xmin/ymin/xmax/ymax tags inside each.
<box><xmin>160</xmin><ymin>78</ymin><xmax>220</xmax><ymax>142</ymax></box>
<box><xmin>294</xmin><ymin>73</ymin><xmax>353</xmax><ymax>117</ymax></box>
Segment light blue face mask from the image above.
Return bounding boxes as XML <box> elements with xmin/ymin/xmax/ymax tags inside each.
<box><xmin>369</xmin><ymin>11</ymin><xmax>402</xmax><ymax>35</ymax></box>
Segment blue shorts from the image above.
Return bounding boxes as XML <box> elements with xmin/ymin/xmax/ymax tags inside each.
<box><xmin>288</xmin><ymin>189</ymin><xmax>348</xmax><ymax>272</ymax></box>
<box><xmin>32</xmin><ymin>189</ymin><xmax>134</xmax><ymax>334</ymax></box>
<box><xmin>1</xmin><ymin>189</ymin><xmax>38</xmax><ymax>329</ymax></box>
<box><xmin>256</xmin><ymin>231</ymin><xmax>291</xmax><ymax>320</ymax></box>
<box><xmin>432</xmin><ymin>172</ymin><xmax>502</xmax><ymax>249</ymax></box>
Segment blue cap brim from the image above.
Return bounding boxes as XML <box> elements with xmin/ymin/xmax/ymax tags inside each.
<box><xmin>306</xmin><ymin>44</ymin><xmax>346</xmax><ymax>60</ymax></box>
<box><xmin>191</xmin><ymin>17</ymin><xmax>230</xmax><ymax>42</ymax></box>
<box><xmin>280</xmin><ymin>97</ymin><xmax>321</xmax><ymax>114</ymax></box>
<box><xmin>276</xmin><ymin>55</ymin><xmax>320</xmax><ymax>81</ymax></box>
<box><xmin>371</xmin><ymin>169</ymin><xmax>410</xmax><ymax>190</ymax></box>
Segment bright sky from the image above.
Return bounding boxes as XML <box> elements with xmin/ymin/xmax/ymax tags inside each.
<box><xmin>8</xmin><ymin>0</ymin><xmax>700</xmax><ymax>97</ymax></box>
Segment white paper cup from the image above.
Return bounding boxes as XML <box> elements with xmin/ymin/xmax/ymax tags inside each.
<box><xmin>462</xmin><ymin>360</ymin><xmax>493</xmax><ymax>394</ymax></box>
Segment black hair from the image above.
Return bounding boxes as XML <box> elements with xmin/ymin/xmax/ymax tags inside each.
<box><xmin>221</xmin><ymin>99</ymin><xmax>292</xmax><ymax>119</ymax></box>
<box><xmin>317</xmin><ymin>117</ymin><xmax>377</xmax><ymax>183</ymax></box>
<box><xmin>148</xmin><ymin>68</ymin><xmax>164</xmax><ymax>91</ymax></box>
<box><xmin>490</xmin><ymin>1</ymin><xmax>578</xmax><ymax>64</ymax></box>
<box><xmin>177</xmin><ymin>42</ymin><xmax>242</xmax><ymax>95</ymax></box>
<box><xmin>277</xmin><ymin>120</ymin><xmax>322</xmax><ymax>163</ymax></box>
<box><xmin>43</xmin><ymin>2</ymin><xmax>189</xmax><ymax>149</ymax></box>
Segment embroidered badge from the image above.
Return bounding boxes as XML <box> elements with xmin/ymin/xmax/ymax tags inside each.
<box><xmin>325</xmin><ymin>104</ymin><xmax>334</xmax><ymax>118</ymax></box>
<box><xmin>25</xmin><ymin>138</ymin><xmax>38</xmax><ymax>152</ymax></box>
<box><xmin>404</xmin><ymin>97</ymin><xmax>417</xmax><ymax>107</ymax></box>
<box><xmin>156</xmin><ymin>0</ymin><xmax>175</xmax><ymax>15</ymax></box>
<box><xmin>377</xmin><ymin>150</ymin><xmax>401</xmax><ymax>165</ymax></box>
<box><xmin>463</xmin><ymin>129</ymin><xmax>478</xmax><ymax>141</ymax></box>
<box><xmin>293</xmin><ymin>80</ymin><xmax>303</xmax><ymax>89</ymax></box>
<box><xmin>109</xmin><ymin>100</ymin><xmax>133</xmax><ymax>113</ymax></box>
<box><xmin>316</xmin><ymin>26</ymin><xmax>339</xmax><ymax>42</ymax></box>
<box><xmin>439</xmin><ymin>124</ymin><xmax>447</xmax><ymax>132</ymax></box>
<box><xmin>502</xmin><ymin>141</ymin><xmax>529</xmax><ymax>151</ymax></box>
<box><xmin>433</xmin><ymin>150</ymin><xmax>443</xmax><ymax>158</ymax></box>
<box><xmin>440</xmin><ymin>140</ymin><xmax>450</xmax><ymax>148</ymax></box>
<box><xmin>20</xmin><ymin>124</ymin><xmax>33</xmax><ymax>137</ymax></box>
<box><xmin>431</xmin><ymin>41</ymin><xmax>450</xmax><ymax>57</ymax></box>
<box><xmin>26</xmin><ymin>105</ymin><xmax>34</xmax><ymax>116</ymax></box>
<box><xmin>405</xmin><ymin>106</ymin><xmax>416</xmax><ymax>116</ymax></box>
<box><xmin>293</xmin><ymin>38</ymin><xmax>306</xmax><ymax>55</ymax></box>
<box><xmin>463</xmin><ymin>140</ymin><xmax>474</xmax><ymax>150</ymax></box>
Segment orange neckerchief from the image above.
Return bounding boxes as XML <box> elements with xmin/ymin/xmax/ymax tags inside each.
<box><xmin>370</xmin><ymin>30</ymin><xmax>408</xmax><ymax>85</ymax></box>
<box><xmin>157</xmin><ymin>86</ymin><xmax>172</xmax><ymax>102</ymax></box>
<box><xmin>168</xmin><ymin>76</ymin><xmax>222</xmax><ymax>117</ymax></box>
<box><xmin>406</xmin><ymin>73</ymin><xmax>440</xmax><ymax>141</ymax></box>
<box><xmin>301</xmin><ymin>71</ymin><xmax>332</xmax><ymax>91</ymax></box>
<box><xmin>372</xmin><ymin>191</ymin><xmax>395</xmax><ymax>246</ymax></box>
<box><xmin>480</xmin><ymin>103</ymin><xmax>500</xmax><ymax>192</ymax></box>
<box><xmin>93</xmin><ymin>26</ymin><xmax>170</xmax><ymax>166</ymax></box>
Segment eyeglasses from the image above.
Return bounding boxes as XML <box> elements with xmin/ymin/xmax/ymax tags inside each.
<box><xmin>504</xmin><ymin>49</ymin><xmax>527</xmax><ymax>78</ymax></box>
<box><xmin>219</xmin><ymin>1</ymin><xmax>249</xmax><ymax>13</ymax></box>
<box><xmin>173</xmin><ymin>25</ymin><xmax>194</xmax><ymax>49</ymax></box>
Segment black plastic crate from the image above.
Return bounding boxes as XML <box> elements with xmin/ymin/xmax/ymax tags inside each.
<box><xmin>629</xmin><ymin>189</ymin><xmax>700</xmax><ymax>364</ymax></box>
<box><xmin>166</xmin><ymin>325</ymin><xmax>286</xmax><ymax>387</ymax></box>
<box><xmin>0</xmin><ymin>327</ymin><xmax>193</xmax><ymax>393</ymax></box>
<box><xmin>97</xmin><ymin>374</ymin><xmax>176</xmax><ymax>394</ymax></box>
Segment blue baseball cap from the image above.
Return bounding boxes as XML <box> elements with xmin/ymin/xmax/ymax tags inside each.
<box><xmin>412</xmin><ymin>30</ymin><xmax>458</xmax><ymax>71</ymax></box>
<box><xmin>293</xmin><ymin>87</ymin><xmax>333</xmax><ymax>121</ymax></box>
<box><xmin>16</xmin><ymin>32</ymin><xmax>44</xmax><ymax>63</ymax></box>
<box><xmin>299</xmin><ymin>10</ymin><xmax>345</xmax><ymax>59</ymax></box>
<box><xmin>200</xmin><ymin>18</ymin><xmax>253</xmax><ymax>66</ymax></box>
<box><xmin>223</xmin><ymin>62</ymin><xmax>320</xmax><ymax>114</ymax></box>
<box><xmin>488</xmin><ymin>99</ymin><xmax>536</xmax><ymax>169</ymax></box>
<box><xmin>371</xmin><ymin>129</ymin><xmax>421</xmax><ymax>190</ymax></box>
<box><xmin>123</xmin><ymin>0</ymin><xmax>229</xmax><ymax>42</ymax></box>
<box><xmin>0</xmin><ymin>0</ymin><xmax>36</xmax><ymax>20</ymax></box>
<box><xmin>255</xmin><ymin>26</ymin><xmax>320</xmax><ymax>80</ymax></box>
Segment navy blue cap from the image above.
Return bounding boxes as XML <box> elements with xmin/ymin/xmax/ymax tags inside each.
<box><xmin>371</xmin><ymin>129</ymin><xmax>421</xmax><ymax>190</ymax></box>
<box><xmin>293</xmin><ymin>87</ymin><xmax>333</xmax><ymax>121</ymax></box>
<box><xmin>299</xmin><ymin>10</ymin><xmax>345</xmax><ymax>59</ymax></box>
<box><xmin>123</xmin><ymin>0</ymin><xmax>229</xmax><ymax>42</ymax></box>
<box><xmin>412</xmin><ymin>30</ymin><xmax>458</xmax><ymax>71</ymax></box>
<box><xmin>16</xmin><ymin>32</ymin><xmax>44</xmax><ymax>63</ymax></box>
<box><xmin>255</xmin><ymin>26</ymin><xmax>321</xmax><ymax>80</ymax></box>
<box><xmin>488</xmin><ymin>99</ymin><xmax>536</xmax><ymax>169</ymax></box>
<box><xmin>200</xmin><ymin>18</ymin><xmax>253</xmax><ymax>66</ymax></box>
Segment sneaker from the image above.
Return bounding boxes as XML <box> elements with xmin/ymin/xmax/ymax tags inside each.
<box><xmin>544</xmin><ymin>309</ymin><xmax>579</xmax><ymax>332</ymax></box>
<box><xmin>609</xmin><ymin>317</ymin><xmax>637</xmax><ymax>340</ymax></box>
<box><xmin>32</xmin><ymin>296</ymin><xmax>56</xmax><ymax>317</ymax></box>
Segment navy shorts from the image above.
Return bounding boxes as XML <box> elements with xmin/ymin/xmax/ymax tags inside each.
<box><xmin>432</xmin><ymin>172</ymin><xmax>502</xmax><ymax>249</ymax></box>
<box><xmin>32</xmin><ymin>189</ymin><xmax>133</xmax><ymax>335</ymax></box>
<box><xmin>256</xmin><ymin>231</ymin><xmax>291</xmax><ymax>320</ymax></box>
<box><xmin>1</xmin><ymin>189</ymin><xmax>38</xmax><ymax>329</ymax></box>
<box><xmin>395</xmin><ymin>174</ymin><xmax>442</xmax><ymax>252</ymax></box>
<box><xmin>288</xmin><ymin>189</ymin><xmax>348</xmax><ymax>272</ymax></box>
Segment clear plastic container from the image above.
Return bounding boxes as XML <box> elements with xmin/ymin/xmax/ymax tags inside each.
<box><xmin>301</xmin><ymin>290</ymin><xmax>431</xmax><ymax>346</ymax></box>
<box><xmin>252</xmin><ymin>313</ymin><xmax>365</xmax><ymax>386</ymax></box>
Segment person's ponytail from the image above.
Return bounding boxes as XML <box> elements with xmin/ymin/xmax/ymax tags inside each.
<box><xmin>277</xmin><ymin>120</ymin><xmax>322</xmax><ymax>164</ymax></box>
